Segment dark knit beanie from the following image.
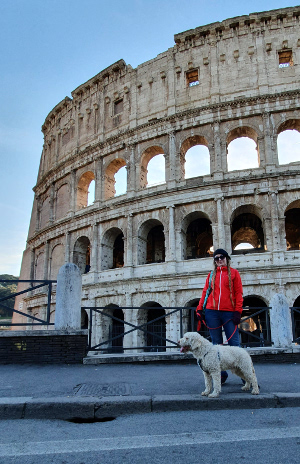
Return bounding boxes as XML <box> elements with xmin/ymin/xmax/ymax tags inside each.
<box><xmin>213</xmin><ymin>248</ymin><xmax>231</xmax><ymax>260</ymax></box>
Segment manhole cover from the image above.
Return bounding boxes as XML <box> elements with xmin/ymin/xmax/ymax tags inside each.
<box><xmin>73</xmin><ymin>382</ymin><xmax>131</xmax><ymax>397</ymax></box>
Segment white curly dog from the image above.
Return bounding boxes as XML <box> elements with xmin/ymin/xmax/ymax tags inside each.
<box><xmin>178</xmin><ymin>332</ymin><xmax>259</xmax><ymax>398</ymax></box>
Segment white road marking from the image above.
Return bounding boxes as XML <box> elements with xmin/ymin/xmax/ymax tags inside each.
<box><xmin>0</xmin><ymin>426</ymin><xmax>299</xmax><ymax>456</ymax></box>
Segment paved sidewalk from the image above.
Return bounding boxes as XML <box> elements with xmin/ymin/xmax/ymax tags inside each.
<box><xmin>0</xmin><ymin>359</ymin><xmax>299</xmax><ymax>420</ymax></box>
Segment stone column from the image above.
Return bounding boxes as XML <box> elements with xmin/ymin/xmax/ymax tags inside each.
<box><xmin>65</xmin><ymin>232</ymin><xmax>71</xmax><ymax>263</ymax></box>
<box><xmin>90</xmin><ymin>223</ymin><xmax>99</xmax><ymax>272</ymax></box>
<box><xmin>43</xmin><ymin>241</ymin><xmax>50</xmax><ymax>280</ymax></box>
<box><xmin>167</xmin><ymin>205</ymin><xmax>176</xmax><ymax>262</ymax></box>
<box><xmin>269</xmin><ymin>191</ymin><xmax>280</xmax><ymax>251</ymax></box>
<box><xmin>55</xmin><ymin>263</ymin><xmax>82</xmax><ymax>330</ymax></box>
<box><xmin>126</xmin><ymin>213</ymin><xmax>134</xmax><ymax>268</ymax></box>
<box><xmin>69</xmin><ymin>169</ymin><xmax>77</xmax><ymax>215</ymax></box>
<box><xmin>94</xmin><ymin>158</ymin><xmax>103</xmax><ymax>203</ymax></box>
<box><xmin>168</xmin><ymin>131</ymin><xmax>176</xmax><ymax>188</ymax></box>
<box><xmin>215</xmin><ymin>196</ymin><xmax>226</xmax><ymax>249</ymax></box>
<box><xmin>270</xmin><ymin>293</ymin><xmax>293</xmax><ymax>348</ymax></box>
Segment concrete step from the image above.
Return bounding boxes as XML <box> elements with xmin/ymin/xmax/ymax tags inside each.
<box><xmin>83</xmin><ymin>346</ymin><xmax>300</xmax><ymax>364</ymax></box>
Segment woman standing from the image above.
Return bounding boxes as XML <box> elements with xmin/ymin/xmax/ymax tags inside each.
<box><xmin>196</xmin><ymin>248</ymin><xmax>243</xmax><ymax>384</ymax></box>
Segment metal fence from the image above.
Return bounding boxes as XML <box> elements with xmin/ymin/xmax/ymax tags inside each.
<box><xmin>0</xmin><ymin>280</ymin><xmax>56</xmax><ymax>327</ymax></box>
<box><xmin>291</xmin><ymin>307</ymin><xmax>300</xmax><ymax>343</ymax></box>
<box><xmin>84</xmin><ymin>306</ymin><xmax>273</xmax><ymax>352</ymax></box>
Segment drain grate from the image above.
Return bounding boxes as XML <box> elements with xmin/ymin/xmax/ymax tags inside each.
<box><xmin>73</xmin><ymin>382</ymin><xmax>131</xmax><ymax>397</ymax></box>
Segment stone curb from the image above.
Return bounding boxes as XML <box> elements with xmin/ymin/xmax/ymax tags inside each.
<box><xmin>0</xmin><ymin>393</ymin><xmax>300</xmax><ymax>420</ymax></box>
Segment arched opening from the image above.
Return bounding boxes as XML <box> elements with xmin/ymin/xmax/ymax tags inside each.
<box><xmin>240</xmin><ymin>296</ymin><xmax>271</xmax><ymax>347</ymax></box>
<box><xmin>227</xmin><ymin>127</ymin><xmax>259</xmax><ymax>172</ymax></box>
<box><xmin>77</xmin><ymin>171</ymin><xmax>95</xmax><ymax>210</ymax></box>
<box><xmin>231</xmin><ymin>206</ymin><xmax>265</xmax><ymax>254</ymax></box>
<box><xmin>181</xmin><ymin>136</ymin><xmax>210</xmax><ymax>179</ymax></box>
<box><xmin>113</xmin><ymin>233</ymin><xmax>124</xmax><ymax>268</ymax></box>
<box><xmin>56</xmin><ymin>184</ymin><xmax>69</xmax><ymax>219</ymax></box>
<box><xmin>186</xmin><ymin>299</ymin><xmax>210</xmax><ymax>340</ymax></box>
<box><xmin>292</xmin><ymin>296</ymin><xmax>300</xmax><ymax>343</ymax></box>
<box><xmin>73</xmin><ymin>236</ymin><xmax>91</xmax><ymax>274</ymax></box>
<box><xmin>181</xmin><ymin>212</ymin><xmax>213</xmax><ymax>260</ymax></box>
<box><xmin>104</xmin><ymin>159</ymin><xmax>127</xmax><ymax>199</ymax></box>
<box><xmin>142</xmin><ymin>302</ymin><xmax>166</xmax><ymax>352</ymax></box>
<box><xmin>186</xmin><ymin>218</ymin><xmax>213</xmax><ymax>259</ymax></box>
<box><xmin>285</xmin><ymin>201</ymin><xmax>300</xmax><ymax>251</ymax></box>
<box><xmin>147</xmin><ymin>225</ymin><xmax>165</xmax><ymax>264</ymax></box>
<box><xmin>87</xmin><ymin>180</ymin><xmax>95</xmax><ymax>206</ymax></box>
<box><xmin>138</xmin><ymin>220</ymin><xmax>165</xmax><ymax>265</ymax></box>
<box><xmin>114</xmin><ymin>166</ymin><xmax>127</xmax><ymax>196</ymax></box>
<box><xmin>101</xmin><ymin>227</ymin><xmax>125</xmax><ymax>270</ymax></box>
<box><xmin>140</xmin><ymin>146</ymin><xmax>165</xmax><ymax>188</ymax></box>
<box><xmin>277</xmin><ymin>120</ymin><xmax>300</xmax><ymax>165</ymax></box>
<box><xmin>110</xmin><ymin>307</ymin><xmax>124</xmax><ymax>353</ymax></box>
<box><xmin>81</xmin><ymin>309</ymin><xmax>88</xmax><ymax>329</ymax></box>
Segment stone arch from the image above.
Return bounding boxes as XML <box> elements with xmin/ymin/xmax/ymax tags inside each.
<box><xmin>49</xmin><ymin>243</ymin><xmax>64</xmax><ymax>279</ymax></box>
<box><xmin>104</xmin><ymin>158</ymin><xmax>127</xmax><ymax>199</ymax></box>
<box><xmin>181</xmin><ymin>211</ymin><xmax>213</xmax><ymax>260</ymax></box>
<box><xmin>241</xmin><ymin>295</ymin><xmax>271</xmax><ymax>347</ymax></box>
<box><xmin>231</xmin><ymin>205</ymin><xmax>265</xmax><ymax>254</ymax></box>
<box><xmin>77</xmin><ymin>171</ymin><xmax>95</xmax><ymax>210</ymax></box>
<box><xmin>55</xmin><ymin>183</ymin><xmax>69</xmax><ymax>220</ymax></box>
<box><xmin>39</xmin><ymin>194</ymin><xmax>50</xmax><ymax>230</ymax></box>
<box><xmin>101</xmin><ymin>304</ymin><xmax>124</xmax><ymax>353</ymax></box>
<box><xmin>139</xmin><ymin>302</ymin><xmax>166</xmax><ymax>352</ymax></box>
<box><xmin>137</xmin><ymin>219</ymin><xmax>165</xmax><ymax>265</ymax></box>
<box><xmin>101</xmin><ymin>227</ymin><xmax>124</xmax><ymax>270</ymax></box>
<box><xmin>277</xmin><ymin>119</ymin><xmax>300</xmax><ymax>165</ymax></box>
<box><xmin>180</xmin><ymin>135</ymin><xmax>210</xmax><ymax>179</ymax></box>
<box><xmin>284</xmin><ymin>200</ymin><xmax>300</xmax><ymax>250</ymax></box>
<box><xmin>140</xmin><ymin>146</ymin><xmax>165</xmax><ymax>188</ymax></box>
<box><xmin>73</xmin><ymin>236</ymin><xmax>91</xmax><ymax>274</ymax></box>
<box><xmin>226</xmin><ymin>126</ymin><xmax>260</xmax><ymax>171</ymax></box>
<box><xmin>34</xmin><ymin>251</ymin><xmax>45</xmax><ymax>280</ymax></box>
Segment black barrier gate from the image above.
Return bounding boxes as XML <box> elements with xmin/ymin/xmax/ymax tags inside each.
<box><xmin>291</xmin><ymin>307</ymin><xmax>300</xmax><ymax>343</ymax></box>
<box><xmin>84</xmin><ymin>306</ymin><xmax>272</xmax><ymax>352</ymax></box>
<box><xmin>0</xmin><ymin>280</ymin><xmax>56</xmax><ymax>327</ymax></box>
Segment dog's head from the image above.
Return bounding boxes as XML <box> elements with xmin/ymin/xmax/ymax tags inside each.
<box><xmin>178</xmin><ymin>332</ymin><xmax>202</xmax><ymax>353</ymax></box>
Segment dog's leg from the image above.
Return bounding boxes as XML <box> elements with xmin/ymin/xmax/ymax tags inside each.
<box><xmin>201</xmin><ymin>372</ymin><xmax>212</xmax><ymax>396</ymax></box>
<box><xmin>231</xmin><ymin>367</ymin><xmax>249</xmax><ymax>389</ymax></box>
<box><xmin>208</xmin><ymin>371</ymin><xmax>221</xmax><ymax>398</ymax></box>
<box><xmin>250</xmin><ymin>365</ymin><xmax>260</xmax><ymax>395</ymax></box>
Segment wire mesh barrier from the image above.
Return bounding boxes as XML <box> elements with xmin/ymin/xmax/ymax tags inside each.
<box><xmin>0</xmin><ymin>280</ymin><xmax>56</xmax><ymax>328</ymax></box>
<box><xmin>291</xmin><ymin>307</ymin><xmax>300</xmax><ymax>343</ymax></box>
<box><xmin>84</xmin><ymin>306</ymin><xmax>273</xmax><ymax>353</ymax></box>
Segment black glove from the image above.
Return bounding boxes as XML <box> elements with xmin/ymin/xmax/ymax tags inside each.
<box><xmin>196</xmin><ymin>310</ymin><xmax>205</xmax><ymax>322</ymax></box>
<box><xmin>232</xmin><ymin>311</ymin><xmax>241</xmax><ymax>326</ymax></box>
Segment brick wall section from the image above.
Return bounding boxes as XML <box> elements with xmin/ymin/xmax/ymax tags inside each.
<box><xmin>0</xmin><ymin>330</ymin><xmax>88</xmax><ymax>364</ymax></box>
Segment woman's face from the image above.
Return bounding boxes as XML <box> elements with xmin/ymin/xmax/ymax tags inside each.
<box><xmin>214</xmin><ymin>254</ymin><xmax>227</xmax><ymax>267</ymax></box>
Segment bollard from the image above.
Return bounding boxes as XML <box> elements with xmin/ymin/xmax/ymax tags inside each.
<box><xmin>55</xmin><ymin>263</ymin><xmax>82</xmax><ymax>330</ymax></box>
<box><xmin>270</xmin><ymin>293</ymin><xmax>293</xmax><ymax>348</ymax></box>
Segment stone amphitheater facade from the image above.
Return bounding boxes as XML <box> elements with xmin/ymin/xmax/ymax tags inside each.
<box><xmin>15</xmin><ymin>6</ymin><xmax>300</xmax><ymax>350</ymax></box>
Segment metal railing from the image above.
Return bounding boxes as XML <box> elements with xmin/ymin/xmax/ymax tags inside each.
<box><xmin>291</xmin><ymin>307</ymin><xmax>300</xmax><ymax>343</ymax></box>
<box><xmin>0</xmin><ymin>280</ymin><xmax>56</xmax><ymax>327</ymax></box>
<box><xmin>84</xmin><ymin>305</ymin><xmax>272</xmax><ymax>352</ymax></box>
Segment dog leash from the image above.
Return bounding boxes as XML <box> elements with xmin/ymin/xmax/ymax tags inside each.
<box><xmin>202</xmin><ymin>319</ymin><xmax>238</xmax><ymax>345</ymax></box>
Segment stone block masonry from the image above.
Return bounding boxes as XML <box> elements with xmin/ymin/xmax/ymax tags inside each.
<box><xmin>0</xmin><ymin>331</ymin><xmax>88</xmax><ymax>364</ymax></box>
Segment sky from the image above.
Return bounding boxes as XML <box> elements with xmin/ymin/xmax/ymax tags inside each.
<box><xmin>0</xmin><ymin>0</ymin><xmax>299</xmax><ymax>276</ymax></box>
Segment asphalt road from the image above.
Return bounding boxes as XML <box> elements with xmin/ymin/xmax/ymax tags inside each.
<box><xmin>0</xmin><ymin>407</ymin><xmax>299</xmax><ymax>463</ymax></box>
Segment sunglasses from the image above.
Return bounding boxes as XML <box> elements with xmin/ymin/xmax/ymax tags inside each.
<box><xmin>214</xmin><ymin>255</ymin><xmax>226</xmax><ymax>261</ymax></box>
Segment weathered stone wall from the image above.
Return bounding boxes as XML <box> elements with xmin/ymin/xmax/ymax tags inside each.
<box><xmin>14</xmin><ymin>6</ymin><xmax>300</xmax><ymax>349</ymax></box>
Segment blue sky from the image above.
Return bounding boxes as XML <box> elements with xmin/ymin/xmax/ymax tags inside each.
<box><xmin>0</xmin><ymin>0</ymin><xmax>298</xmax><ymax>276</ymax></box>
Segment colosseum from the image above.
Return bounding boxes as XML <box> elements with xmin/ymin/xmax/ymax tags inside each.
<box><xmin>15</xmin><ymin>5</ymin><xmax>300</xmax><ymax>352</ymax></box>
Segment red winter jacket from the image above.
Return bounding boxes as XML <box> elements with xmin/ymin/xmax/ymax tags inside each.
<box><xmin>197</xmin><ymin>266</ymin><xmax>243</xmax><ymax>314</ymax></box>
